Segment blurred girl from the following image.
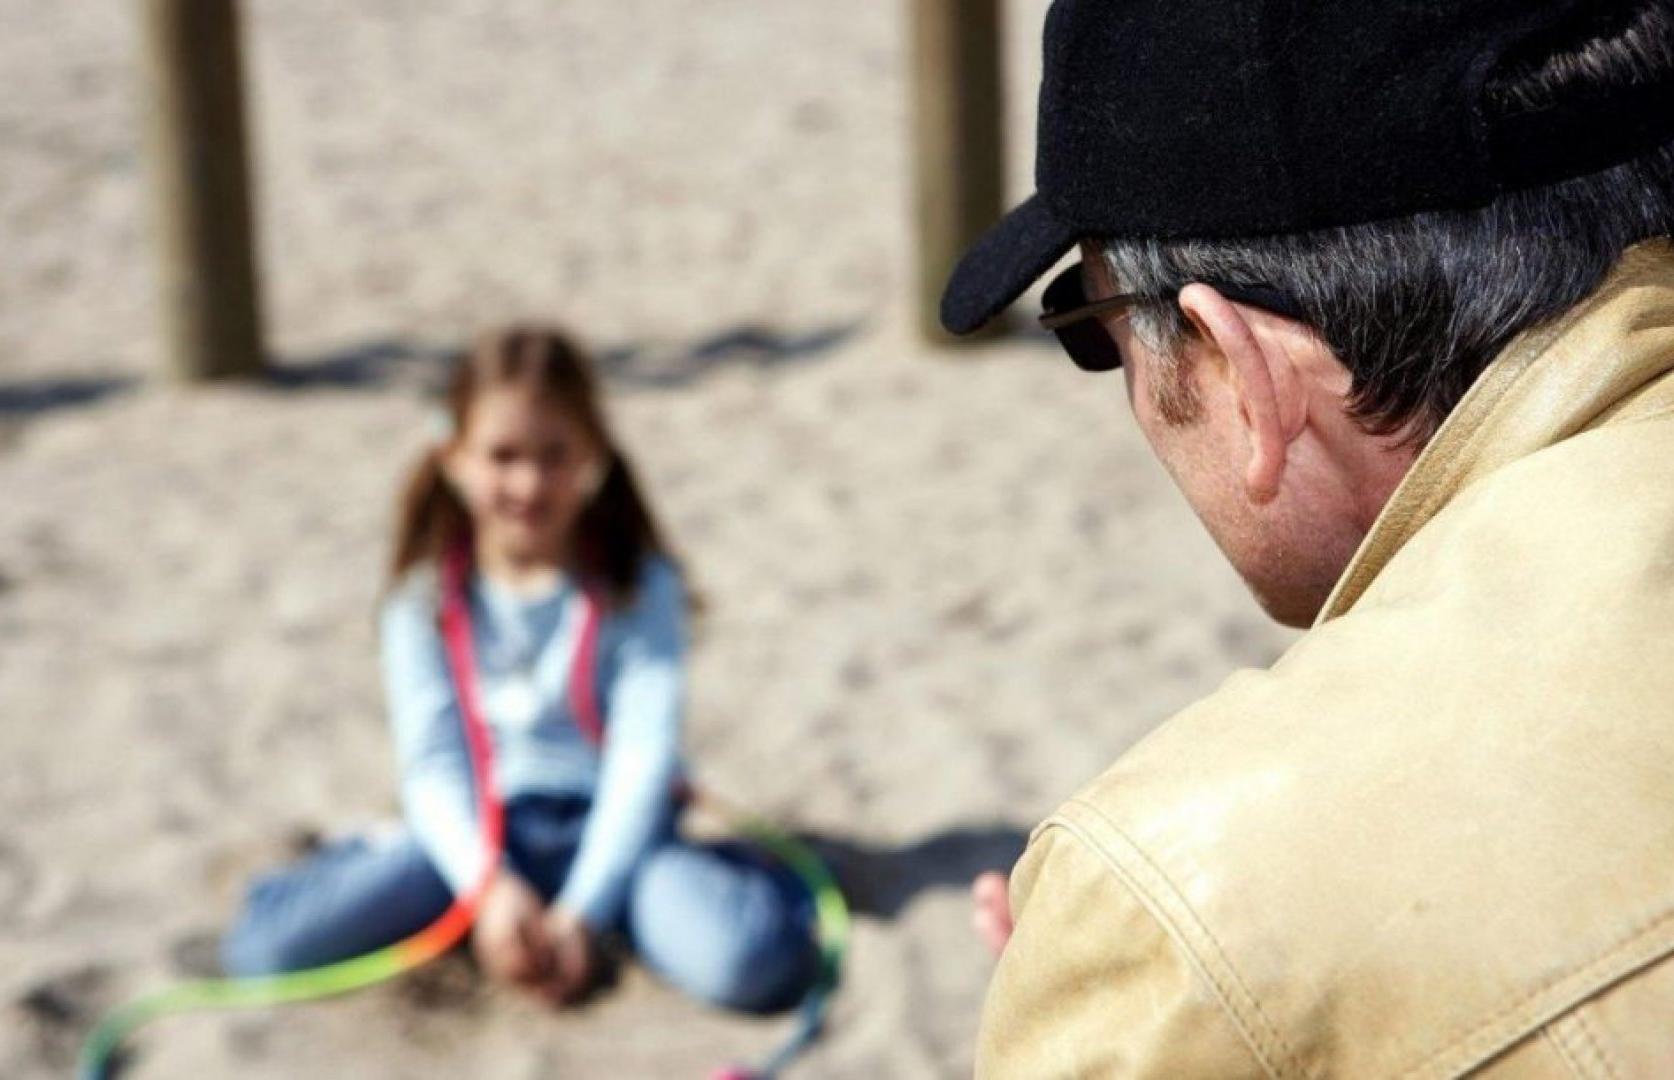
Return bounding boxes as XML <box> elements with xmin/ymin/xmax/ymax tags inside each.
<box><xmin>221</xmin><ymin>326</ymin><xmax>818</xmax><ymax>1013</ymax></box>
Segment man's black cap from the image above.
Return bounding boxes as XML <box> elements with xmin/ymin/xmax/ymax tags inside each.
<box><xmin>941</xmin><ymin>0</ymin><xmax>1674</xmax><ymax>335</ymax></box>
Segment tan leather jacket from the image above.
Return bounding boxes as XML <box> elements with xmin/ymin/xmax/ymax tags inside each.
<box><xmin>979</xmin><ymin>242</ymin><xmax>1674</xmax><ymax>1079</ymax></box>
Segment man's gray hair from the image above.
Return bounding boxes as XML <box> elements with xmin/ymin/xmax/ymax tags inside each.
<box><xmin>1103</xmin><ymin>1</ymin><xmax>1674</xmax><ymax>439</ymax></box>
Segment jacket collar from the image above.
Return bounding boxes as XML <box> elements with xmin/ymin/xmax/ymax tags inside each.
<box><xmin>1318</xmin><ymin>239</ymin><xmax>1674</xmax><ymax>623</ymax></box>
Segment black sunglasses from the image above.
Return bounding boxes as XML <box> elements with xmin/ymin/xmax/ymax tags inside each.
<box><xmin>1039</xmin><ymin>262</ymin><xmax>1308</xmax><ymax>372</ymax></box>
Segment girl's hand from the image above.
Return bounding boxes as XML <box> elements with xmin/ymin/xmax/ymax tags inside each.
<box><xmin>541</xmin><ymin>905</ymin><xmax>600</xmax><ymax>1006</ymax></box>
<box><xmin>472</xmin><ymin>871</ymin><xmax>555</xmax><ymax>989</ymax></box>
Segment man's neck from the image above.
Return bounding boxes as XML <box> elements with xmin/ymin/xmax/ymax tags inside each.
<box><xmin>1348</xmin><ymin>435</ymin><xmax>1422</xmax><ymax>535</ymax></box>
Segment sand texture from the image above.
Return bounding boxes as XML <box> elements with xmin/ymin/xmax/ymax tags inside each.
<box><xmin>0</xmin><ymin>2</ymin><xmax>1294</xmax><ymax>1076</ymax></box>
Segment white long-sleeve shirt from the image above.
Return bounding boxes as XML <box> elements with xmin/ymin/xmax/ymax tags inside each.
<box><xmin>379</xmin><ymin>556</ymin><xmax>687</xmax><ymax>930</ymax></box>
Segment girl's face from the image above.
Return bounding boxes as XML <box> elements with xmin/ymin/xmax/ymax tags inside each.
<box><xmin>445</xmin><ymin>386</ymin><xmax>604</xmax><ymax>568</ymax></box>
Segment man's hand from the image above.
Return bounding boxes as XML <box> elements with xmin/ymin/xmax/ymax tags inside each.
<box><xmin>972</xmin><ymin>870</ymin><xmax>1015</xmax><ymax>957</ymax></box>
<box><xmin>540</xmin><ymin>905</ymin><xmax>600</xmax><ymax>1006</ymax></box>
<box><xmin>472</xmin><ymin>871</ymin><xmax>556</xmax><ymax>989</ymax></box>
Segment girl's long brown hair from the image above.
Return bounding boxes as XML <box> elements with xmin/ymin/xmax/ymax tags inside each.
<box><xmin>389</xmin><ymin>325</ymin><xmax>674</xmax><ymax>608</ymax></box>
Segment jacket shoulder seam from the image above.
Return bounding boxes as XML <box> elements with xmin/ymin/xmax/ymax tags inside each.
<box><xmin>1054</xmin><ymin>799</ymin><xmax>1674</xmax><ymax>1080</ymax></box>
<box><xmin>1048</xmin><ymin>799</ymin><xmax>1301</xmax><ymax>1080</ymax></box>
<box><xmin>1570</xmin><ymin>1006</ymin><xmax>1622</xmax><ymax>1080</ymax></box>
<box><xmin>1543</xmin><ymin>1006</ymin><xmax>1621</xmax><ymax>1080</ymax></box>
<box><xmin>1543</xmin><ymin>1019</ymin><xmax>1593</xmax><ymax>1079</ymax></box>
<box><xmin>1396</xmin><ymin>905</ymin><xmax>1674</xmax><ymax>1078</ymax></box>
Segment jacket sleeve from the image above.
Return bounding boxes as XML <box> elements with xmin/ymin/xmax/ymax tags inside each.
<box><xmin>556</xmin><ymin>558</ymin><xmax>686</xmax><ymax>929</ymax></box>
<box><xmin>380</xmin><ymin>583</ymin><xmax>489</xmax><ymax>896</ymax></box>
<box><xmin>977</xmin><ymin>825</ymin><xmax>1266</xmax><ymax>1079</ymax></box>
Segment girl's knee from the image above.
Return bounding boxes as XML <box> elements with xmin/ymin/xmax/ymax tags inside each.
<box><xmin>699</xmin><ymin>935</ymin><xmax>820</xmax><ymax>1014</ymax></box>
<box><xmin>219</xmin><ymin>925</ymin><xmax>305</xmax><ymax>978</ymax></box>
<box><xmin>629</xmin><ymin>846</ymin><xmax>820</xmax><ymax>1013</ymax></box>
<box><xmin>640</xmin><ymin>920</ymin><xmax>817</xmax><ymax>1013</ymax></box>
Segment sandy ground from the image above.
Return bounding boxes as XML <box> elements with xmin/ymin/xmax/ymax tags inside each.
<box><xmin>0</xmin><ymin>3</ymin><xmax>1295</xmax><ymax>1076</ymax></box>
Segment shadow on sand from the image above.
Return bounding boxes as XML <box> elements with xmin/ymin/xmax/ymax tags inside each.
<box><xmin>806</xmin><ymin>823</ymin><xmax>1029</xmax><ymax>919</ymax></box>
<box><xmin>0</xmin><ymin>318</ymin><xmax>864</xmax><ymax>420</ymax></box>
<box><xmin>0</xmin><ymin>376</ymin><xmax>138</xmax><ymax>417</ymax></box>
<box><xmin>595</xmin><ymin>320</ymin><xmax>861</xmax><ymax>388</ymax></box>
<box><xmin>266</xmin><ymin>339</ymin><xmax>455</xmax><ymax>389</ymax></box>
<box><xmin>269</xmin><ymin>319</ymin><xmax>864</xmax><ymax>393</ymax></box>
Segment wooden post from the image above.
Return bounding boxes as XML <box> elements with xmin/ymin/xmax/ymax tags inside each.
<box><xmin>141</xmin><ymin>0</ymin><xmax>265</xmax><ymax>380</ymax></box>
<box><xmin>911</xmin><ymin>0</ymin><xmax>1006</xmax><ymax>344</ymax></box>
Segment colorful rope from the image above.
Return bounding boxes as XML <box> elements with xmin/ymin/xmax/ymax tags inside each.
<box><xmin>78</xmin><ymin>549</ymin><xmax>848</xmax><ymax>1079</ymax></box>
<box><xmin>78</xmin><ymin>545</ymin><xmax>501</xmax><ymax>1080</ymax></box>
<box><xmin>696</xmin><ymin>789</ymin><xmax>849</xmax><ymax>1080</ymax></box>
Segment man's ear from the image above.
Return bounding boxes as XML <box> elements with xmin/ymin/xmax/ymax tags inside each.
<box><xmin>1177</xmin><ymin>284</ymin><xmax>1307</xmax><ymax>503</ymax></box>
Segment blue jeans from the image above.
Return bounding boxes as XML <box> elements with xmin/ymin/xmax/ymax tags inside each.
<box><xmin>221</xmin><ymin>796</ymin><xmax>819</xmax><ymax>1014</ymax></box>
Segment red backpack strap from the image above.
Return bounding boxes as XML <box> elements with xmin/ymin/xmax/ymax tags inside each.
<box><xmin>567</xmin><ymin>588</ymin><xmax>606</xmax><ymax>747</ymax></box>
<box><xmin>566</xmin><ymin>586</ymin><xmax>691</xmax><ymax>805</ymax></box>
<box><xmin>438</xmin><ymin>541</ymin><xmax>506</xmax><ymax>875</ymax></box>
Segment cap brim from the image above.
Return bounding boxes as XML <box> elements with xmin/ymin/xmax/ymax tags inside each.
<box><xmin>939</xmin><ymin>194</ymin><xmax>1079</xmax><ymax>335</ymax></box>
